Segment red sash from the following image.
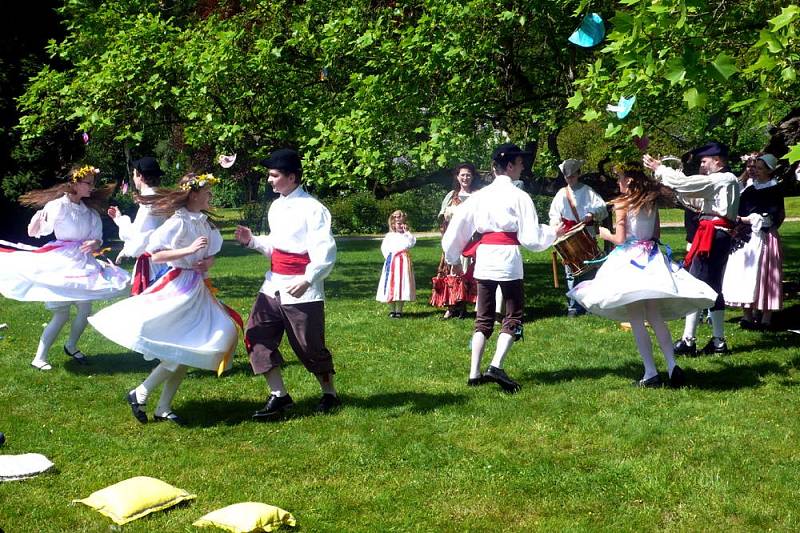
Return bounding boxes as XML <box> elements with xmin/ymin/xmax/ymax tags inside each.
<box><xmin>271</xmin><ymin>249</ymin><xmax>311</xmax><ymax>275</ymax></box>
<box><xmin>462</xmin><ymin>232</ymin><xmax>519</xmax><ymax>258</ymax></box>
<box><xmin>0</xmin><ymin>242</ymin><xmax>64</xmax><ymax>254</ymax></box>
<box><xmin>684</xmin><ymin>217</ymin><xmax>734</xmax><ymax>267</ymax></box>
<box><xmin>560</xmin><ymin>217</ymin><xmax>579</xmax><ymax>232</ymax></box>
<box><xmin>131</xmin><ymin>253</ymin><xmax>151</xmax><ymax>296</ymax></box>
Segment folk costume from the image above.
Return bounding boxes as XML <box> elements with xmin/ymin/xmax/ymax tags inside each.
<box><xmin>442</xmin><ymin>143</ymin><xmax>557</xmax><ymax>392</ymax></box>
<box><xmin>376</xmin><ymin>230</ymin><xmax>416</xmax><ymax>312</ymax></box>
<box><xmin>722</xmin><ymin>158</ymin><xmax>784</xmax><ymax>321</ymax></box>
<box><xmin>0</xmin><ymin>192</ymin><xmax>130</xmax><ymax>369</ymax></box>
<box><xmin>654</xmin><ymin>142</ymin><xmax>740</xmax><ymax>355</ymax></box>
<box><xmin>548</xmin><ymin>160</ymin><xmax>608</xmax><ymax>315</ymax></box>
<box><xmin>431</xmin><ymin>189</ymin><xmax>477</xmax><ymax>313</ymax></box>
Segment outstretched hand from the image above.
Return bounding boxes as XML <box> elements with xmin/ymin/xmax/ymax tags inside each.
<box><xmin>107</xmin><ymin>206</ymin><xmax>120</xmax><ymax>219</ymax></box>
<box><xmin>555</xmin><ymin>222</ymin><xmax>568</xmax><ymax>238</ymax></box>
<box><xmin>642</xmin><ymin>154</ymin><xmax>661</xmax><ymax>171</ymax></box>
<box><xmin>234</xmin><ymin>225</ymin><xmax>252</xmax><ymax>246</ymax></box>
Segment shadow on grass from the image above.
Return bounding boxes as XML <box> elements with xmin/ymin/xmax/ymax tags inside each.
<box><xmin>178</xmin><ymin>390</ymin><xmax>469</xmax><ymax>427</ymax></box>
<box><xmin>684</xmin><ymin>353</ymin><xmax>800</xmax><ymax>391</ymax></box>
<box><xmin>521</xmin><ymin>360</ymin><xmax>645</xmax><ymax>385</ymax></box>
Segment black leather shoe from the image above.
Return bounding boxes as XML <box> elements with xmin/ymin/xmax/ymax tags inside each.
<box><xmin>253</xmin><ymin>394</ymin><xmax>294</xmax><ymax>420</ymax></box>
<box><xmin>153</xmin><ymin>411</ymin><xmax>186</xmax><ymax>426</ymax></box>
<box><xmin>673</xmin><ymin>338</ymin><xmax>697</xmax><ymax>357</ymax></box>
<box><xmin>316</xmin><ymin>393</ymin><xmax>342</xmax><ymax>413</ymax></box>
<box><xmin>702</xmin><ymin>338</ymin><xmax>730</xmax><ymax>355</ymax></box>
<box><xmin>484</xmin><ymin>365</ymin><xmax>521</xmax><ymax>393</ymax></box>
<box><xmin>467</xmin><ymin>375</ymin><xmax>485</xmax><ymax>387</ymax></box>
<box><xmin>64</xmin><ymin>345</ymin><xmax>89</xmax><ymax>365</ymax></box>
<box><xmin>669</xmin><ymin>366</ymin><xmax>686</xmax><ymax>388</ymax></box>
<box><xmin>632</xmin><ymin>375</ymin><xmax>662</xmax><ymax>388</ymax></box>
<box><xmin>126</xmin><ymin>391</ymin><xmax>147</xmax><ymax>424</ymax></box>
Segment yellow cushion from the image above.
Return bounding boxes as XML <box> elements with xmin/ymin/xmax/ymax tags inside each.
<box><xmin>193</xmin><ymin>502</ymin><xmax>297</xmax><ymax>532</ymax></box>
<box><xmin>73</xmin><ymin>476</ymin><xmax>196</xmax><ymax>525</ymax></box>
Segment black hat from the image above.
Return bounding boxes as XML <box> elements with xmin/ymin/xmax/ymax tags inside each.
<box><xmin>132</xmin><ymin>156</ymin><xmax>164</xmax><ymax>178</ymax></box>
<box><xmin>261</xmin><ymin>148</ymin><xmax>302</xmax><ymax>174</ymax></box>
<box><xmin>491</xmin><ymin>143</ymin><xmax>532</xmax><ymax>165</ymax></box>
<box><xmin>692</xmin><ymin>142</ymin><xmax>729</xmax><ymax>158</ymax></box>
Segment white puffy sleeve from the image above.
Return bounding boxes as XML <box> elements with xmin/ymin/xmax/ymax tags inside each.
<box><xmin>303</xmin><ymin>203</ymin><xmax>336</xmax><ymax>285</ymax></box>
<box><xmin>28</xmin><ymin>198</ymin><xmax>66</xmax><ymax>238</ymax></box>
<box><xmin>145</xmin><ymin>216</ymin><xmax>184</xmax><ymax>253</ymax></box>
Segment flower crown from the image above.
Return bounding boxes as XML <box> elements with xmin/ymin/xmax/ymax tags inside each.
<box><xmin>180</xmin><ymin>173</ymin><xmax>220</xmax><ymax>191</ymax></box>
<box><xmin>71</xmin><ymin>165</ymin><xmax>100</xmax><ymax>182</ymax></box>
<box><xmin>612</xmin><ymin>162</ymin><xmax>645</xmax><ymax>175</ymax></box>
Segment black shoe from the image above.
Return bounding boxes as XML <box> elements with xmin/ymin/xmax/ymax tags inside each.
<box><xmin>484</xmin><ymin>365</ymin><xmax>521</xmax><ymax>393</ymax></box>
<box><xmin>739</xmin><ymin>319</ymin><xmax>761</xmax><ymax>331</ymax></box>
<box><xmin>316</xmin><ymin>393</ymin><xmax>342</xmax><ymax>414</ymax></box>
<box><xmin>669</xmin><ymin>366</ymin><xmax>686</xmax><ymax>388</ymax></box>
<box><xmin>702</xmin><ymin>337</ymin><xmax>730</xmax><ymax>355</ymax></box>
<box><xmin>632</xmin><ymin>375</ymin><xmax>662</xmax><ymax>388</ymax></box>
<box><xmin>392</xmin><ymin>312</ymin><xmax>402</xmax><ymax>319</ymax></box>
<box><xmin>64</xmin><ymin>345</ymin><xmax>89</xmax><ymax>365</ymax></box>
<box><xmin>253</xmin><ymin>394</ymin><xmax>294</xmax><ymax>420</ymax></box>
<box><xmin>467</xmin><ymin>375</ymin><xmax>485</xmax><ymax>387</ymax></box>
<box><xmin>673</xmin><ymin>338</ymin><xmax>697</xmax><ymax>357</ymax></box>
<box><xmin>153</xmin><ymin>411</ymin><xmax>186</xmax><ymax>426</ymax></box>
<box><xmin>126</xmin><ymin>391</ymin><xmax>148</xmax><ymax>424</ymax></box>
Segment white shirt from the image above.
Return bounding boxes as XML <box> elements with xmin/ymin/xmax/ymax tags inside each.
<box><xmin>29</xmin><ymin>194</ymin><xmax>103</xmax><ymax>242</ymax></box>
<box><xmin>442</xmin><ymin>175</ymin><xmax>556</xmax><ymax>281</ymax></box>
<box><xmin>146</xmin><ymin>208</ymin><xmax>222</xmax><ymax>272</ymax></box>
<box><xmin>248</xmin><ymin>187</ymin><xmax>336</xmax><ymax>304</ymax></box>
<box><xmin>655</xmin><ymin>166</ymin><xmax>740</xmax><ymax>220</ymax></box>
<box><xmin>381</xmin><ymin>231</ymin><xmax>416</xmax><ymax>257</ymax></box>
<box><xmin>438</xmin><ymin>190</ymin><xmax>472</xmax><ymax>223</ymax></box>
<box><xmin>548</xmin><ymin>183</ymin><xmax>608</xmax><ymax>236</ymax></box>
<box><xmin>113</xmin><ymin>185</ymin><xmax>167</xmax><ymax>258</ymax></box>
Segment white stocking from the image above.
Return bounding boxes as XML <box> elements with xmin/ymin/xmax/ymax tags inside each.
<box><xmin>682</xmin><ymin>311</ymin><xmax>700</xmax><ymax>341</ymax></box>
<box><xmin>266</xmin><ymin>367</ymin><xmax>288</xmax><ymax>397</ymax></box>
<box><xmin>645</xmin><ymin>301</ymin><xmax>676</xmax><ymax>375</ymax></box>
<box><xmin>711</xmin><ymin>310</ymin><xmax>725</xmax><ymax>340</ymax></box>
<box><xmin>490</xmin><ymin>332</ymin><xmax>514</xmax><ymax>369</ymax></box>
<box><xmin>32</xmin><ymin>306</ymin><xmax>70</xmax><ymax>365</ymax></box>
<box><xmin>155</xmin><ymin>365</ymin><xmax>188</xmax><ymax>416</ymax></box>
<box><xmin>135</xmin><ymin>363</ymin><xmax>173</xmax><ymax>404</ymax></box>
<box><xmin>66</xmin><ymin>301</ymin><xmax>92</xmax><ymax>352</ymax></box>
<box><xmin>470</xmin><ymin>332</ymin><xmax>486</xmax><ymax>379</ymax></box>
<box><xmin>628</xmin><ymin>303</ymin><xmax>657</xmax><ymax>380</ymax></box>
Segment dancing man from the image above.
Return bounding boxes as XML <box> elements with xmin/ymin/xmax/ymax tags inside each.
<box><xmin>443</xmin><ymin>143</ymin><xmax>565</xmax><ymax>392</ymax></box>
<box><xmin>235</xmin><ymin>148</ymin><xmax>339</xmax><ymax>419</ymax></box>
<box><xmin>643</xmin><ymin>142</ymin><xmax>740</xmax><ymax>355</ymax></box>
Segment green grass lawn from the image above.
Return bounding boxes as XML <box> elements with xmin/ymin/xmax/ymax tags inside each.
<box><xmin>1</xmin><ymin>222</ymin><xmax>800</xmax><ymax>531</ymax></box>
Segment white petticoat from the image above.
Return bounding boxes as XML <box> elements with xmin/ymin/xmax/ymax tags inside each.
<box><xmin>0</xmin><ymin>240</ymin><xmax>129</xmax><ymax>304</ymax></box>
<box><xmin>568</xmin><ymin>240</ymin><xmax>717</xmax><ymax>322</ymax></box>
<box><xmin>88</xmin><ymin>268</ymin><xmax>238</xmax><ymax>372</ymax></box>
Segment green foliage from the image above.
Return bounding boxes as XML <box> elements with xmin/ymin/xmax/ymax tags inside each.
<box><xmin>212</xmin><ymin>176</ymin><xmax>245</xmax><ymax>209</ymax></box>
<box><xmin>239</xmin><ymin>201</ymin><xmax>269</xmax><ymax>234</ymax></box>
<box><xmin>327</xmin><ymin>192</ymin><xmax>384</xmax><ymax>235</ymax></box>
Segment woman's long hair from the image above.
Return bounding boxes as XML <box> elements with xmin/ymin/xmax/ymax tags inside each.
<box><xmin>19</xmin><ymin>165</ymin><xmax>115</xmax><ymax>213</ymax></box>
<box><xmin>610</xmin><ymin>163</ymin><xmax>666</xmax><ymax>214</ymax></box>
<box><xmin>136</xmin><ymin>173</ymin><xmax>216</xmax><ymax>220</ymax></box>
<box><xmin>450</xmin><ymin>163</ymin><xmax>479</xmax><ymax>199</ymax></box>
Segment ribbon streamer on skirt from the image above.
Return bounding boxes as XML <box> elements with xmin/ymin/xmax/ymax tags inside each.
<box><xmin>131</xmin><ymin>253</ymin><xmax>152</xmax><ymax>296</ymax></box>
<box><xmin>204</xmin><ymin>278</ymin><xmax>246</xmax><ymax>376</ymax></box>
<box><xmin>584</xmin><ymin>238</ymin><xmax>673</xmax><ymax>269</ymax></box>
<box><xmin>385</xmin><ymin>251</ymin><xmax>410</xmax><ymax>302</ymax></box>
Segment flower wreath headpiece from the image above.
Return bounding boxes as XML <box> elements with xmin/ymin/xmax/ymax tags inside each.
<box><xmin>180</xmin><ymin>173</ymin><xmax>220</xmax><ymax>191</ymax></box>
<box><xmin>71</xmin><ymin>165</ymin><xmax>100</xmax><ymax>182</ymax></box>
<box><xmin>612</xmin><ymin>162</ymin><xmax>645</xmax><ymax>175</ymax></box>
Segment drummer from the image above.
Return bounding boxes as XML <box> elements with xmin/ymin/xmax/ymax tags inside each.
<box><xmin>548</xmin><ymin>159</ymin><xmax>608</xmax><ymax>317</ymax></box>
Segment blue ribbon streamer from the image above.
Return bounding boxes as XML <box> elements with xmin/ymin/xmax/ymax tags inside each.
<box><xmin>382</xmin><ymin>252</ymin><xmax>393</xmax><ymax>295</ymax></box>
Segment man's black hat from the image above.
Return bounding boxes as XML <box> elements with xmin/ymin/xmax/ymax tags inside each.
<box><xmin>692</xmin><ymin>142</ymin><xmax>729</xmax><ymax>158</ymax></box>
<box><xmin>491</xmin><ymin>143</ymin><xmax>533</xmax><ymax>169</ymax></box>
<box><xmin>132</xmin><ymin>156</ymin><xmax>164</xmax><ymax>177</ymax></box>
<box><xmin>261</xmin><ymin>148</ymin><xmax>302</xmax><ymax>174</ymax></box>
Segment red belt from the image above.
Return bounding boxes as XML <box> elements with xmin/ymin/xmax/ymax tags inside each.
<box><xmin>131</xmin><ymin>253</ymin><xmax>151</xmax><ymax>296</ymax></box>
<box><xmin>684</xmin><ymin>217</ymin><xmax>734</xmax><ymax>267</ymax></box>
<box><xmin>561</xmin><ymin>217</ymin><xmax>579</xmax><ymax>232</ymax></box>
<box><xmin>462</xmin><ymin>231</ymin><xmax>519</xmax><ymax>258</ymax></box>
<box><xmin>271</xmin><ymin>249</ymin><xmax>311</xmax><ymax>275</ymax></box>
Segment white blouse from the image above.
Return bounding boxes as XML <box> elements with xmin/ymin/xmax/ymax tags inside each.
<box><xmin>146</xmin><ymin>208</ymin><xmax>222</xmax><ymax>271</ymax></box>
<box><xmin>29</xmin><ymin>193</ymin><xmax>103</xmax><ymax>243</ymax></box>
<box><xmin>114</xmin><ymin>185</ymin><xmax>167</xmax><ymax>258</ymax></box>
<box><xmin>381</xmin><ymin>231</ymin><xmax>416</xmax><ymax>257</ymax></box>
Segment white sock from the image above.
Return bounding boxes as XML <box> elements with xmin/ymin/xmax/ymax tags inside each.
<box><xmin>629</xmin><ymin>305</ymin><xmax>658</xmax><ymax>380</ymax></box>
<box><xmin>395</xmin><ymin>302</ymin><xmax>404</xmax><ymax>314</ymax></box>
<box><xmin>470</xmin><ymin>332</ymin><xmax>486</xmax><ymax>379</ymax></box>
<box><xmin>495</xmin><ymin>286</ymin><xmax>503</xmax><ymax>316</ymax></box>
<box><xmin>316</xmin><ymin>373</ymin><xmax>336</xmax><ymax>396</ymax></box>
<box><xmin>645</xmin><ymin>301</ymin><xmax>676</xmax><ymax>374</ymax></box>
<box><xmin>266</xmin><ymin>368</ymin><xmax>288</xmax><ymax>397</ymax></box>
<box><xmin>682</xmin><ymin>311</ymin><xmax>699</xmax><ymax>341</ymax></box>
<box><xmin>65</xmin><ymin>301</ymin><xmax>92</xmax><ymax>352</ymax></box>
<box><xmin>711</xmin><ymin>310</ymin><xmax>725</xmax><ymax>340</ymax></box>
<box><xmin>155</xmin><ymin>365</ymin><xmax>187</xmax><ymax>416</ymax></box>
<box><xmin>136</xmin><ymin>363</ymin><xmax>173</xmax><ymax>404</ymax></box>
<box><xmin>32</xmin><ymin>307</ymin><xmax>70</xmax><ymax>365</ymax></box>
<box><xmin>490</xmin><ymin>332</ymin><xmax>514</xmax><ymax>369</ymax></box>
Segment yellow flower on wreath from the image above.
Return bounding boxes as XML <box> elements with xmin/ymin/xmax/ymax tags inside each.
<box><xmin>180</xmin><ymin>173</ymin><xmax>221</xmax><ymax>191</ymax></box>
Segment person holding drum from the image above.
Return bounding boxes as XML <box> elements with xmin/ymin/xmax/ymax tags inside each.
<box><xmin>568</xmin><ymin>163</ymin><xmax>717</xmax><ymax>387</ymax></box>
<box><xmin>548</xmin><ymin>159</ymin><xmax>608</xmax><ymax>317</ymax></box>
<box><xmin>643</xmin><ymin>142</ymin><xmax>740</xmax><ymax>356</ymax></box>
<box><xmin>442</xmin><ymin>143</ymin><xmax>566</xmax><ymax>393</ymax></box>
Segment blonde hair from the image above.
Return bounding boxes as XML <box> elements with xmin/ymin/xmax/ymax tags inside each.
<box><xmin>137</xmin><ymin>173</ymin><xmax>215</xmax><ymax>218</ymax></box>
<box><xmin>610</xmin><ymin>162</ymin><xmax>664</xmax><ymax>215</ymax></box>
<box><xmin>388</xmin><ymin>209</ymin><xmax>409</xmax><ymax>232</ymax></box>
<box><xmin>19</xmin><ymin>165</ymin><xmax>114</xmax><ymax>213</ymax></box>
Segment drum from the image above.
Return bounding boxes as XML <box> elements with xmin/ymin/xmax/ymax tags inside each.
<box><xmin>553</xmin><ymin>223</ymin><xmax>603</xmax><ymax>276</ymax></box>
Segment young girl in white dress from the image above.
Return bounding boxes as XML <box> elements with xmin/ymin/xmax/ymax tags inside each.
<box><xmin>0</xmin><ymin>165</ymin><xmax>130</xmax><ymax>370</ymax></box>
<box><xmin>376</xmin><ymin>210</ymin><xmax>416</xmax><ymax>318</ymax></box>
<box><xmin>88</xmin><ymin>173</ymin><xmax>240</xmax><ymax>425</ymax></box>
<box><xmin>568</xmin><ymin>164</ymin><xmax>717</xmax><ymax>388</ymax></box>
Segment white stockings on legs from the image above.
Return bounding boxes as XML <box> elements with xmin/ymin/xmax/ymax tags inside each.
<box><xmin>682</xmin><ymin>310</ymin><xmax>700</xmax><ymax>342</ymax></box>
<box><xmin>490</xmin><ymin>332</ymin><xmax>515</xmax><ymax>369</ymax></box>
<box><xmin>711</xmin><ymin>310</ymin><xmax>726</xmax><ymax>343</ymax></box>
<box><xmin>65</xmin><ymin>301</ymin><xmax>92</xmax><ymax>353</ymax></box>
<box><xmin>134</xmin><ymin>363</ymin><xmax>173</xmax><ymax>405</ymax></box>
<box><xmin>628</xmin><ymin>303</ymin><xmax>658</xmax><ymax>381</ymax></box>
<box><xmin>644</xmin><ymin>300</ymin><xmax>677</xmax><ymax>376</ymax></box>
<box><xmin>155</xmin><ymin>365</ymin><xmax>188</xmax><ymax>417</ymax></box>
<box><xmin>266</xmin><ymin>367</ymin><xmax>288</xmax><ymax>397</ymax></box>
<box><xmin>470</xmin><ymin>331</ymin><xmax>487</xmax><ymax>379</ymax></box>
<box><xmin>32</xmin><ymin>306</ymin><xmax>70</xmax><ymax>366</ymax></box>
<box><xmin>315</xmin><ymin>372</ymin><xmax>337</xmax><ymax>396</ymax></box>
